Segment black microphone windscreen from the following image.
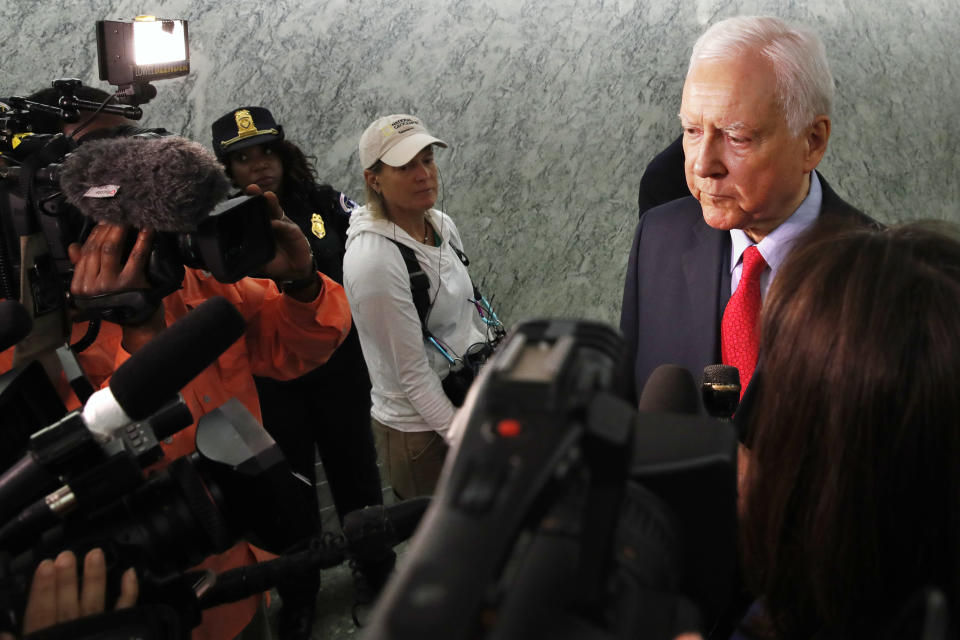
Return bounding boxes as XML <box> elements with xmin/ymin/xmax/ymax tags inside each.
<box><xmin>702</xmin><ymin>364</ymin><xmax>740</xmax><ymax>387</ymax></box>
<box><xmin>342</xmin><ymin>497</ymin><xmax>431</xmax><ymax>552</ymax></box>
<box><xmin>109</xmin><ymin>296</ymin><xmax>246</xmax><ymax>420</ymax></box>
<box><xmin>638</xmin><ymin>364</ymin><xmax>700</xmax><ymax>414</ymax></box>
<box><xmin>59</xmin><ymin>136</ymin><xmax>231</xmax><ymax>231</ymax></box>
<box><xmin>701</xmin><ymin>364</ymin><xmax>741</xmax><ymax>419</ymax></box>
<box><xmin>382</xmin><ymin>497</ymin><xmax>431</xmax><ymax>541</ymax></box>
<box><xmin>0</xmin><ymin>300</ymin><xmax>32</xmax><ymax>352</ymax></box>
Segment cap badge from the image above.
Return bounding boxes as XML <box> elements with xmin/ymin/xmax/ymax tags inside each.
<box><xmin>311</xmin><ymin>213</ymin><xmax>326</xmax><ymax>239</ymax></box>
<box><xmin>234</xmin><ymin>109</ymin><xmax>257</xmax><ymax>138</ymax></box>
<box><xmin>220</xmin><ymin>109</ymin><xmax>280</xmax><ymax>149</ymax></box>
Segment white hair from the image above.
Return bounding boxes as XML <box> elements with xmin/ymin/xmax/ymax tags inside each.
<box><xmin>688</xmin><ymin>16</ymin><xmax>834</xmax><ymax>136</ymax></box>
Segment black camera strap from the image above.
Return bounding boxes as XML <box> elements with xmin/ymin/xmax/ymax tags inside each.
<box><xmin>388</xmin><ymin>238</ymin><xmax>503</xmax><ymax>407</ymax></box>
<box><xmin>389</xmin><ymin>239</ymin><xmax>433</xmax><ymax>338</ymax></box>
<box><xmin>387</xmin><ymin>238</ymin><xmax>481</xmax><ymax>339</ymax></box>
<box><xmin>390</xmin><ymin>239</ymin><xmax>465</xmax><ymax>406</ymax></box>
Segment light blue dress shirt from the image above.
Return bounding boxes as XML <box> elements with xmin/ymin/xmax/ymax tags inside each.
<box><xmin>729</xmin><ymin>172</ymin><xmax>823</xmax><ymax>300</ymax></box>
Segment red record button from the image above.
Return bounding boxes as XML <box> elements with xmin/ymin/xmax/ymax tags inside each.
<box><xmin>496</xmin><ymin>419</ymin><xmax>522</xmax><ymax>438</ymax></box>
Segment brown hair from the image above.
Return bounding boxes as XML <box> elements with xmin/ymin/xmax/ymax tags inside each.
<box><xmin>741</xmin><ymin>222</ymin><xmax>960</xmax><ymax>639</ymax></box>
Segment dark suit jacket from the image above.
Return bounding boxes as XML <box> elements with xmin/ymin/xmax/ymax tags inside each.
<box><xmin>619</xmin><ymin>173</ymin><xmax>873</xmax><ymax>407</ymax></box>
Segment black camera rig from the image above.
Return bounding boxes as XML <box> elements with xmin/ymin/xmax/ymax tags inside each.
<box><xmin>363</xmin><ymin>319</ymin><xmax>741</xmax><ymax>640</ymax></box>
<box><xmin>0</xmin><ymin>297</ymin><xmax>423</xmax><ymax>639</ymax></box>
<box><xmin>0</xmin><ymin>17</ymin><xmax>277</xmax><ymax>381</ymax></box>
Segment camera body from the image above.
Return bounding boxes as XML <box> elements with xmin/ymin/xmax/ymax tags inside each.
<box><xmin>0</xmin><ymin>394</ymin><xmax>315</xmax><ymax>638</ymax></box>
<box><xmin>441</xmin><ymin>338</ymin><xmax>502</xmax><ymax>406</ymax></box>
<box><xmin>1</xmin><ymin>96</ymin><xmax>275</xmax><ymax>326</ymax></box>
<box><xmin>66</xmin><ymin>190</ymin><xmax>276</xmax><ymax>326</ymax></box>
<box><xmin>364</xmin><ymin>319</ymin><xmax>740</xmax><ymax>640</ymax></box>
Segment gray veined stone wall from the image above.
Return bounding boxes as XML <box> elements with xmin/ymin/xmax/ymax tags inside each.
<box><xmin>3</xmin><ymin>0</ymin><xmax>958</xmax><ymax>326</ymax></box>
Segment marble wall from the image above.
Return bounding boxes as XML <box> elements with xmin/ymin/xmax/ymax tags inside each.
<box><xmin>3</xmin><ymin>0</ymin><xmax>958</xmax><ymax>326</ymax></box>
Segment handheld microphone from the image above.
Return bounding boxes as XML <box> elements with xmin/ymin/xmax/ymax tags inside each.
<box><xmin>197</xmin><ymin>498</ymin><xmax>432</xmax><ymax>609</ymax></box>
<box><xmin>343</xmin><ymin>497</ymin><xmax>430</xmax><ymax>558</ymax></box>
<box><xmin>701</xmin><ymin>365</ymin><xmax>740</xmax><ymax>419</ymax></box>
<box><xmin>58</xmin><ymin>135</ymin><xmax>231</xmax><ymax>231</ymax></box>
<box><xmin>0</xmin><ymin>299</ymin><xmax>33</xmax><ymax>352</ymax></box>
<box><xmin>83</xmin><ymin>295</ymin><xmax>246</xmax><ymax>432</ymax></box>
<box><xmin>0</xmin><ymin>296</ymin><xmax>246</xmax><ymax>524</ymax></box>
<box><xmin>638</xmin><ymin>364</ymin><xmax>701</xmax><ymax>414</ymax></box>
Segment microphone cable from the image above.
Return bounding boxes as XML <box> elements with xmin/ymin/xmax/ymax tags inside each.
<box><xmin>66</xmin><ymin>90</ymin><xmax>121</xmax><ymax>142</ymax></box>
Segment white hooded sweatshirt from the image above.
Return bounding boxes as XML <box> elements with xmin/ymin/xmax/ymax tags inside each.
<box><xmin>343</xmin><ymin>205</ymin><xmax>488</xmax><ymax>440</ymax></box>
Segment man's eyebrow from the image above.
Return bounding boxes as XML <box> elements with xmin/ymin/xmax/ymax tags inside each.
<box><xmin>721</xmin><ymin>122</ymin><xmax>756</xmax><ymax>134</ymax></box>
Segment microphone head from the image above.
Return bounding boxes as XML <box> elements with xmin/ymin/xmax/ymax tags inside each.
<box><xmin>638</xmin><ymin>364</ymin><xmax>700</xmax><ymax>414</ymax></box>
<box><xmin>0</xmin><ymin>300</ymin><xmax>32</xmax><ymax>352</ymax></box>
<box><xmin>59</xmin><ymin>135</ymin><xmax>231</xmax><ymax>232</ymax></box>
<box><xmin>109</xmin><ymin>296</ymin><xmax>246</xmax><ymax>420</ymax></box>
<box><xmin>701</xmin><ymin>364</ymin><xmax>741</xmax><ymax>419</ymax></box>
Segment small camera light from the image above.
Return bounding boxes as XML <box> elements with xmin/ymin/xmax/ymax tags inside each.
<box><xmin>96</xmin><ymin>17</ymin><xmax>190</xmax><ymax>87</ymax></box>
<box><xmin>132</xmin><ymin>17</ymin><xmax>187</xmax><ymax>66</ymax></box>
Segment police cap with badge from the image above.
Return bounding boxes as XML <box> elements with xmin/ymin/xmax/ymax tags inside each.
<box><xmin>211</xmin><ymin>106</ymin><xmax>284</xmax><ymax>161</ymax></box>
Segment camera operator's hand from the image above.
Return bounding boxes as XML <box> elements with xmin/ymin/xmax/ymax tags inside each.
<box><xmin>67</xmin><ymin>224</ymin><xmax>167</xmax><ymax>352</ymax></box>
<box><xmin>0</xmin><ymin>549</ymin><xmax>138</xmax><ymax>639</ymax></box>
<box><xmin>244</xmin><ymin>184</ymin><xmax>321</xmax><ymax>302</ymax></box>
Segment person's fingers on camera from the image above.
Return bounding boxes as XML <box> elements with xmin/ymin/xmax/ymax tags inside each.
<box><xmin>69</xmin><ymin>225</ymin><xmax>106</xmax><ymax>295</ymax></box>
<box><xmin>265</xmin><ymin>224</ymin><xmax>313</xmax><ymax>280</ymax></box>
<box><xmin>262</xmin><ymin>189</ymin><xmax>284</xmax><ymax>221</ymax></box>
<box><xmin>94</xmin><ymin>224</ymin><xmax>128</xmax><ymax>281</ymax></box>
<box><xmin>79</xmin><ymin>548</ymin><xmax>107</xmax><ymax>618</ymax></box>
<box><xmin>21</xmin><ymin>558</ymin><xmax>57</xmax><ymax>634</ymax></box>
<box><xmin>115</xmin><ymin>567</ymin><xmax>139</xmax><ymax>610</ymax></box>
<box><xmin>80</xmin><ymin>224</ymin><xmax>110</xmax><ymax>269</ymax></box>
<box><xmin>118</xmin><ymin>228</ymin><xmax>154</xmax><ymax>289</ymax></box>
<box><xmin>67</xmin><ymin>241</ymin><xmax>82</xmax><ymax>266</ymax></box>
<box><xmin>53</xmin><ymin>550</ymin><xmax>81</xmax><ymax>624</ymax></box>
<box><xmin>240</xmin><ymin>184</ymin><xmax>310</xmax><ymax>280</ymax></box>
<box><xmin>71</xmin><ymin>224</ymin><xmax>123</xmax><ymax>295</ymax></box>
<box><xmin>244</xmin><ymin>183</ymin><xmax>285</xmax><ymax>221</ymax></box>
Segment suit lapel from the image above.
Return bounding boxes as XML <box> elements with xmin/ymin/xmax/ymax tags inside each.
<box><xmin>681</xmin><ymin>213</ymin><xmax>728</xmax><ymax>368</ymax></box>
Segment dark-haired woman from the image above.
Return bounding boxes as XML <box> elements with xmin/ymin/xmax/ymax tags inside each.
<box><xmin>736</xmin><ymin>222</ymin><xmax>960</xmax><ymax>639</ymax></box>
<box><xmin>211</xmin><ymin>107</ymin><xmax>389</xmax><ymax>636</ymax></box>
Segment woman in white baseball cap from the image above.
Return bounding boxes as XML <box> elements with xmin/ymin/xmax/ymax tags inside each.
<box><xmin>343</xmin><ymin>114</ymin><xmax>503</xmax><ymax>499</ymax></box>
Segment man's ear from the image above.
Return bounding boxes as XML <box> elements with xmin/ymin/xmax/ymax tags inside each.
<box><xmin>802</xmin><ymin>115</ymin><xmax>831</xmax><ymax>172</ymax></box>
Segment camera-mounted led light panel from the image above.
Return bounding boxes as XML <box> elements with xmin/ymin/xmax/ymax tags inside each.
<box><xmin>96</xmin><ymin>16</ymin><xmax>190</xmax><ymax>87</ymax></box>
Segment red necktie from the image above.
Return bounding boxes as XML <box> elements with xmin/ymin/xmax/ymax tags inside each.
<box><xmin>721</xmin><ymin>245</ymin><xmax>767</xmax><ymax>397</ymax></box>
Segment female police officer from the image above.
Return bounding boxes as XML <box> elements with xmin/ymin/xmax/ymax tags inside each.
<box><xmin>212</xmin><ymin>106</ymin><xmax>389</xmax><ymax>636</ymax></box>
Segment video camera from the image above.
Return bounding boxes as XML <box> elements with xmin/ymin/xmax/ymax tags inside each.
<box><xmin>363</xmin><ymin>319</ymin><xmax>741</xmax><ymax>640</ymax></box>
<box><xmin>0</xmin><ymin>16</ymin><xmax>275</xmax><ymax>332</ymax></box>
<box><xmin>0</xmin><ymin>297</ymin><xmax>423</xmax><ymax>639</ymax></box>
<box><xmin>0</xmin><ymin>396</ymin><xmax>318</xmax><ymax>634</ymax></box>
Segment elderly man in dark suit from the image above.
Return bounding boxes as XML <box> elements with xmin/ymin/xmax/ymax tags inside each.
<box><xmin>620</xmin><ymin>15</ymin><xmax>873</xmax><ymax>408</ymax></box>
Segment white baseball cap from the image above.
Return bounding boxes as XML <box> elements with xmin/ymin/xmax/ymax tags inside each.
<box><xmin>358</xmin><ymin>114</ymin><xmax>447</xmax><ymax>169</ymax></box>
